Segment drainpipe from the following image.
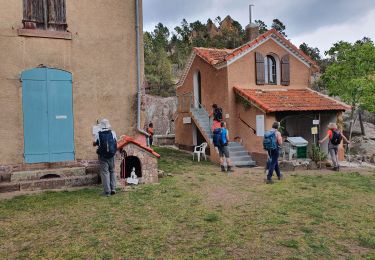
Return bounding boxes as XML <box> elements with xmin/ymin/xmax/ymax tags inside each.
<box><xmin>135</xmin><ymin>0</ymin><xmax>149</xmax><ymax>137</ymax></box>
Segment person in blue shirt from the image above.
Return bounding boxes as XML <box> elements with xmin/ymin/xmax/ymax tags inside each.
<box><xmin>219</xmin><ymin>122</ymin><xmax>234</xmax><ymax>172</ymax></box>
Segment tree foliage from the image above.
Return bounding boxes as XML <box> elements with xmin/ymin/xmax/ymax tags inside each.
<box><xmin>299</xmin><ymin>42</ymin><xmax>321</xmax><ymax>62</ymax></box>
<box><xmin>255</xmin><ymin>19</ymin><xmax>268</xmax><ymax>34</ymax></box>
<box><xmin>322</xmin><ymin>39</ymin><xmax>375</xmax><ymax>113</ymax></box>
<box><xmin>271</xmin><ymin>19</ymin><xmax>287</xmax><ymax>37</ymax></box>
<box><xmin>144</xmin><ymin>24</ymin><xmax>174</xmax><ymax>97</ymax></box>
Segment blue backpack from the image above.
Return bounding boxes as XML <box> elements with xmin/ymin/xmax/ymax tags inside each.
<box><xmin>263</xmin><ymin>130</ymin><xmax>277</xmax><ymax>151</ymax></box>
<box><xmin>213</xmin><ymin>128</ymin><xmax>223</xmax><ymax>147</ymax></box>
<box><xmin>97</xmin><ymin>130</ymin><xmax>117</xmax><ymax>158</ymax></box>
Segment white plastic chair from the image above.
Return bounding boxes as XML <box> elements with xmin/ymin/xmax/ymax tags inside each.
<box><xmin>193</xmin><ymin>142</ymin><xmax>208</xmax><ymax>162</ymax></box>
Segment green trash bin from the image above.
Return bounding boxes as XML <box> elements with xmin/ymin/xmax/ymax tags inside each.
<box><xmin>297</xmin><ymin>146</ymin><xmax>307</xmax><ymax>159</ymax></box>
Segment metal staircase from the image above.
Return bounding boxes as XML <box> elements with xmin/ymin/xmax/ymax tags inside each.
<box><xmin>190</xmin><ymin>106</ymin><xmax>256</xmax><ymax>167</ymax></box>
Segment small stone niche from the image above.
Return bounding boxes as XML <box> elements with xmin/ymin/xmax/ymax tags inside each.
<box><xmin>117</xmin><ymin>136</ymin><xmax>160</xmax><ymax>185</ymax></box>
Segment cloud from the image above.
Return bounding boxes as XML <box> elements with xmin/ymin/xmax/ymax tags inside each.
<box><xmin>292</xmin><ymin>9</ymin><xmax>375</xmax><ymax>53</ymax></box>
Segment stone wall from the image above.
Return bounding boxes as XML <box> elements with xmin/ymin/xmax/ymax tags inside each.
<box><xmin>143</xmin><ymin>94</ymin><xmax>177</xmax><ymax>135</ymax></box>
<box><xmin>117</xmin><ymin>143</ymin><xmax>158</xmax><ymax>184</ymax></box>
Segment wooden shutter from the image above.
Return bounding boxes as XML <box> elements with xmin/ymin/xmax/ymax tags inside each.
<box><xmin>281</xmin><ymin>54</ymin><xmax>290</xmax><ymax>86</ymax></box>
<box><xmin>47</xmin><ymin>0</ymin><xmax>67</xmax><ymax>31</ymax></box>
<box><xmin>23</xmin><ymin>0</ymin><xmax>45</xmax><ymax>29</ymax></box>
<box><xmin>255</xmin><ymin>52</ymin><xmax>265</xmax><ymax>85</ymax></box>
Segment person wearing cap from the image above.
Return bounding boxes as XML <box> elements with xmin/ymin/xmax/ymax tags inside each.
<box><xmin>93</xmin><ymin>119</ymin><xmax>117</xmax><ymax>196</ymax></box>
<box><xmin>319</xmin><ymin>122</ymin><xmax>349</xmax><ymax>171</ymax></box>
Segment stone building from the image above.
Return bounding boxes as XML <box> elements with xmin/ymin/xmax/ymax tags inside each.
<box><xmin>117</xmin><ymin>135</ymin><xmax>160</xmax><ymax>184</ymax></box>
<box><xmin>175</xmin><ymin>28</ymin><xmax>350</xmax><ymax>166</ymax></box>
<box><xmin>0</xmin><ymin>1</ymin><xmax>147</xmax><ymax>184</ymax></box>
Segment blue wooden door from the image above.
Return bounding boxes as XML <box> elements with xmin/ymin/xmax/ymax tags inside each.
<box><xmin>22</xmin><ymin>68</ymin><xmax>74</xmax><ymax>163</ymax></box>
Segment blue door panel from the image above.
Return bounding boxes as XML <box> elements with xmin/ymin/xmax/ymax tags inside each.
<box><xmin>21</xmin><ymin>68</ymin><xmax>47</xmax><ymax>81</ymax></box>
<box><xmin>48</xmin><ymin>80</ymin><xmax>74</xmax><ymax>160</ymax></box>
<box><xmin>22</xmin><ymin>80</ymin><xmax>49</xmax><ymax>163</ymax></box>
<box><xmin>22</xmin><ymin>68</ymin><xmax>75</xmax><ymax>163</ymax></box>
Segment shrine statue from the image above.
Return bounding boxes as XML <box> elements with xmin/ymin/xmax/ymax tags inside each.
<box><xmin>127</xmin><ymin>167</ymin><xmax>139</xmax><ymax>185</ymax></box>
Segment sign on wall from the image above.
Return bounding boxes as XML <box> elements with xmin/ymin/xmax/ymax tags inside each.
<box><xmin>183</xmin><ymin>117</ymin><xmax>192</xmax><ymax>124</ymax></box>
<box><xmin>313</xmin><ymin>120</ymin><xmax>320</xmax><ymax>125</ymax></box>
<box><xmin>256</xmin><ymin>115</ymin><xmax>265</xmax><ymax>137</ymax></box>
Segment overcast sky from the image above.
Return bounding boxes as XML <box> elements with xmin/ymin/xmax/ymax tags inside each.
<box><xmin>144</xmin><ymin>0</ymin><xmax>375</xmax><ymax>53</ymax></box>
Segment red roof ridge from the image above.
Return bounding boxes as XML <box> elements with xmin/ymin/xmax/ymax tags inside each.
<box><xmin>233</xmin><ymin>86</ymin><xmax>349</xmax><ymax>113</ymax></box>
<box><xmin>193</xmin><ymin>28</ymin><xmax>318</xmax><ymax>68</ymax></box>
<box><xmin>117</xmin><ymin>135</ymin><xmax>161</xmax><ymax>158</ymax></box>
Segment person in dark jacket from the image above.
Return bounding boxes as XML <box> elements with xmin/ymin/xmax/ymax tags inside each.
<box><xmin>93</xmin><ymin>119</ymin><xmax>117</xmax><ymax>196</ymax></box>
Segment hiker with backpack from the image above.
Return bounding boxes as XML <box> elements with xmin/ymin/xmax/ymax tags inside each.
<box><xmin>213</xmin><ymin>121</ymin><xmax>234</xmax><ymax>172</ymax></box>
<box><xmin>319</xmin><ymin>122</ymin><xmax>349</xmax><ymax>171</ymax></box>
<box><xmin>263</xmin><ymin>122</ymin><xmax>283</xmax><ymax>184</ymax></box>
<box><xmin>93</xmin><ymin>118</ymin><xmax>118</xmax><ymax>196</ymax></box>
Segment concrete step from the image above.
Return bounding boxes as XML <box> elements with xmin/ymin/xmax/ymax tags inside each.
<box><xmin>228</xmin><ymin>142</ymin><xmax>242</xmax><ymax>147</ymax></box>
<box><xmin>11</xmin><ymin>167</ymin><xmax>86</xmax><ymax>182</ymax></box>
<box><xmin>232</xmin><ymin>155</ymin><xmax>253</xmax><ymax>162</ymax></box>
<box><xmin>230</xmin><ymin>151</ymin><xmax>249</xmax><ymax>157</ymax></box>
<box><xmin>0</xmin><ymin>174</ymin><xmax>99</xmax><ymax>193</ymax></box>
<box><xmin>233</xmin><ymin>160</ymin><xmax>257</xmax><ymax>167</ymax></box>
<box><xmin>228</xmin><ymin>146</ymin><xmax>246</xmax><ymax>152</ymax></box>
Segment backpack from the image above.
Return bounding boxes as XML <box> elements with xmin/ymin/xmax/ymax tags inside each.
<box><xmin>330</xmin><ymin>130</ymin><xmax>342</xmax><ymax>145</ymax></box>
<box><xmin>263</xmin><ymin>130</ymin><xmax>277</xmax><ymax>151</ymax></box>
<box><xmin>97</xmin><ymin>130</ymin><xmax>117</xmax><ymax>158</ymax></box>
<box><xmin>213</xmin><ymin>128</ymin><xmax>223</xmax><ymax>147</ymax></box>
<box><xmin>213</xmin><ymin>107</ymin><xmax>223</xmax><ymax>121</ymax></box>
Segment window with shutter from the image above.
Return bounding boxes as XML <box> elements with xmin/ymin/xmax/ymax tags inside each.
<box><xmin>22</xmin><ymin>0</ymin><xmax>67</xmax><ymax>31</ymax></box>
<box><xmin>281</xmin><ymin>55</ymin><xmax>290</xmax><ymax>86</ymax></box>
<box><xmin>255</xmin><ymin>52</ymin><xmax>265</xmax><ymax>85</ymax></box>
<box><xmin>266</xmin><ymin>55</ymin><xmax>277</xmax><ymax>84</ymax></box>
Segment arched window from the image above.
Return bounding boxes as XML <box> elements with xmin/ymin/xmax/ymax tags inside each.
<box><xmin>263</xmin><ymin>54</ymin><xmax>280</xmax><ymax>85</ymax></box>
<box><xmin>267</xmin><ymin>55</ymin><xmax>277</xmax><ymax>84</ymax></box>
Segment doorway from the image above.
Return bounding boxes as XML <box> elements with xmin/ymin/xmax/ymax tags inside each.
<box><xmin>21</xmin><ymin>67</ymin><xmax>74</xmax><ymax>163</ymax></box>
<box><xmin>193</xmin><ymin>70</ymin><xmax>202</xmax><ymax>108</ymax></box>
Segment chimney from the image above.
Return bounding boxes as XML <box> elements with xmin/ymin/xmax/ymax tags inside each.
<box><xmin>245</xmin><ymin>4</ymin><xmax>259</xmax><ymax>41</ymax></box>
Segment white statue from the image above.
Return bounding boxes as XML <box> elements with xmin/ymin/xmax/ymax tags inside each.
<box><xmin>127</xmin><ymin>167</ymin><xmax>139</xmax><ymax>185</ymax></box>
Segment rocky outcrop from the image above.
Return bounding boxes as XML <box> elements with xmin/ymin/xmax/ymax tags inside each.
<box><xmin>143</xmin><ymin>94</ymin><xmax>177</xmax><ymax>135</ymax></box>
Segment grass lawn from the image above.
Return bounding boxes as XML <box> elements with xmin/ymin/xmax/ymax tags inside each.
<box><xmin>0</xmin><ymin>147</ymin><xmax>374</xmax><ymax>259</ymax></box>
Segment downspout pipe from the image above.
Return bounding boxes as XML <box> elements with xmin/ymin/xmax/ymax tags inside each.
<box><xmin>135</xmin><ymin>0</ymin><xmax>149</xmax><ymax>137</ymax></box>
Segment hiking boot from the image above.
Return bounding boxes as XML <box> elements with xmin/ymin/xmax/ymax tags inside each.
<box><xmin>111</xmin><ymin>190</ymin><xmax>116</xmax><ymax>195</ymax></box>
<box><xmin>332</xmin><ymin>167</ymin><xmax>338</xmax><ymax>171</ymax></box>
<box><xmin>265</xmin><ymin>179</ymin><xmax>274</xmax><ymax>184</ymax></box>
<box><xmin>101</xmin><ymin>192</ymin><xmax>111</xmax><ymax>197</ymax></box>
<box><xmin>278</xmin><ymin>174</ymin><xmax>283</xmax><ymax>180</ymax></box>
<box><xmin>227</xmin><ymin>166</ymin><xmax>234</xmax><ymax>172</ymax></box>
<box><xmin>221</xmin><ymin>165</ymin><xmax>226</xmax><ymax>172</ymax></box>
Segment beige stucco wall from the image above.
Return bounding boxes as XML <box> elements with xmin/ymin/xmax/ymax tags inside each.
<box><xmin>227</xmin><ymin>39</ymin><xmax>312</xmax><ymax>90</ymax></box>
<box><xmin>0</xmin><ymin>0</ymin><xmax>143</xmax><ymax>165</ymax></box>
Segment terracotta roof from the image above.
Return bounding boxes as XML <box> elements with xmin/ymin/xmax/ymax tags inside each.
<box><xmin>117</xmin><ymin>135</ymin><xmax>160</xmax><ymax>158</ymax></box>
<box><xmin>193</xmin><ymin>29</ymin><xmax>318</xmax><ymax>68</ymax></box>
<box><xmin>194</xmin><ymin>48</ymin><xmax>232</xmax><ymax>65</ymax></box>
<box><xmin>233</xmin><ymin>87</ymin><xmax>350</xmax><ymax>113</ymax></box>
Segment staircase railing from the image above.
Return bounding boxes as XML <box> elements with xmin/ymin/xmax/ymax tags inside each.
<box><xmin>177</xmin><ymin>92</ymin><xmax>212</xmax><ymax>136</ymax></box>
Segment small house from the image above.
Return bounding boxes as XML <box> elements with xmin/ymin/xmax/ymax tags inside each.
<box><xmin>175</xmin><ymin>27</ymin><xmax>349</xmax><ymax>166</ymax></box>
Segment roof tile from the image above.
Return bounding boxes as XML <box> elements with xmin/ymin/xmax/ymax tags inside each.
<box><xmin>117</xmin><ymin>135</ymin><xmax>160</xmax><ymax>158</ymax></box>
<box><xmin>193</xmin><ymin>29</ymin><xmax>318</xmax><ymax>68</ymax></box>
<box><xmin>233</xmin><ymin>87</ymin><xmax>350</xmax><ymax>113</ymax></box>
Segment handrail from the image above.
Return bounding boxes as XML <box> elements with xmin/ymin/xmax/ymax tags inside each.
<box><xmin>238</xmin><ymin>114</ymin><xmax>257</xmax><ymax>134</ymax></box>
<box><xmin>177</xmin><ymin>91</ymin><xmax>213</xmax><ymax>134</ymax></box>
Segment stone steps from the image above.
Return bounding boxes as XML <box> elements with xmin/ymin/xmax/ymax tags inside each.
<box><xmin>191</xmin><ymin>108</ymin><xmax>256</xmax><ymax>167</ymax></box>
<box><xmin>0</xmin><ymin>174</ymin><xmax>99</xmax><ymax>193</ymax></box>
<box><xmin>0</xmin><ymin>167</ymin><xmax>99</xmax><ymax>194</ymax></box>
<box><xmin>10</xmin><ymin>167</ymin><xmax>86</xmax><ymax>182</ymax></box>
